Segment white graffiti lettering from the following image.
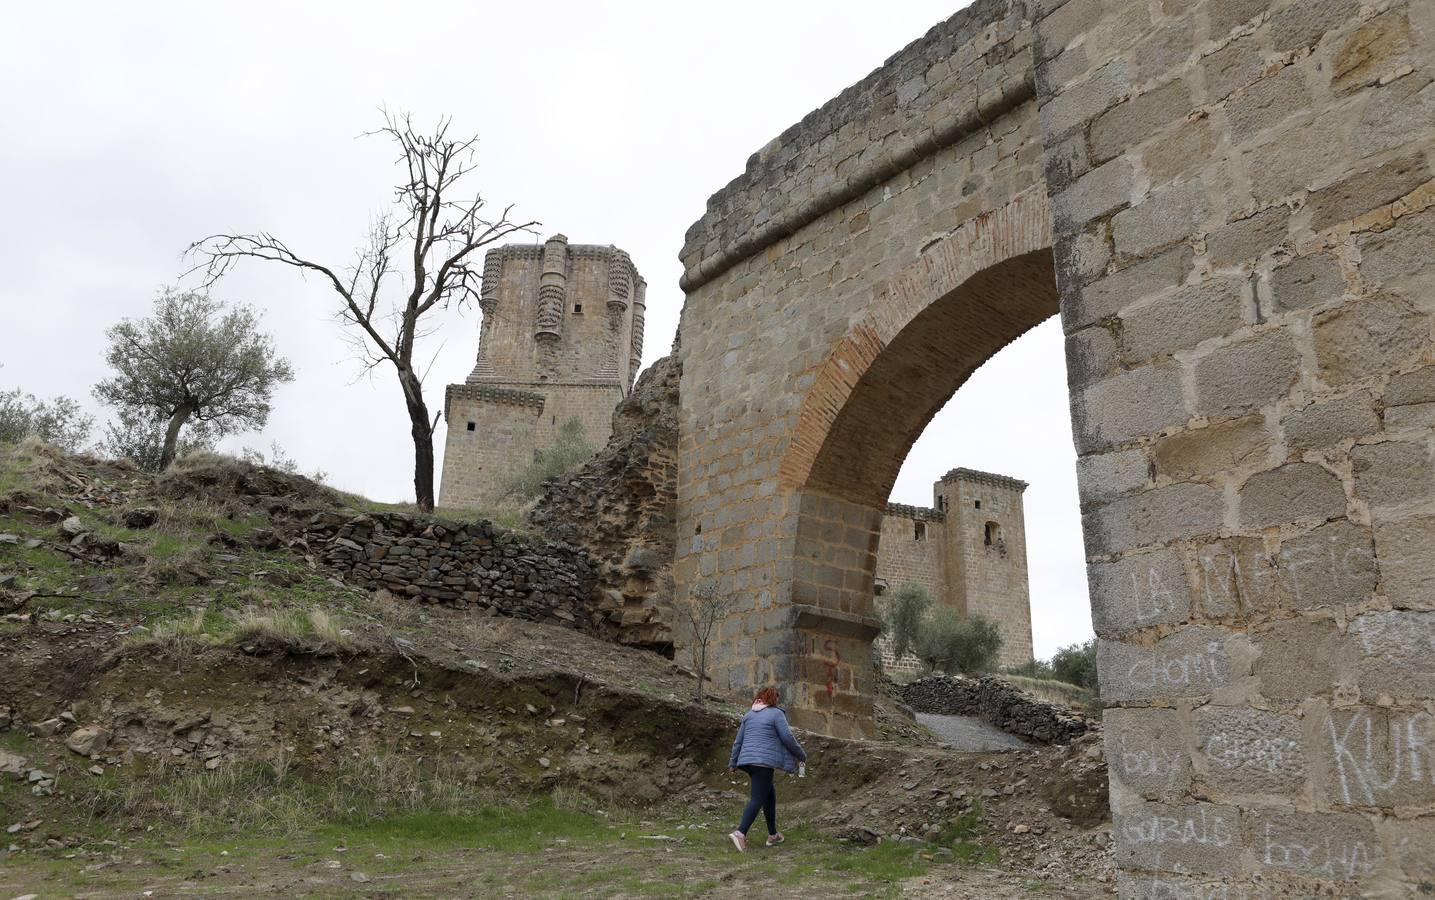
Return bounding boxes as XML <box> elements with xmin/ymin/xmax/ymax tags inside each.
<box><xmin>1328</xmin><ymin>709</ymin><xmax>1435</xmax><ymax>805</ymax></box>
<box><xmin>1262</xmin><ymin>823</ymin><xmax>1379</xmax><ymax>879</ymax></box>
<box><xmin>1126</xmin><ymin>641</ymin><xmax>1225</xmax><ymax>691</ymax></box>
<box><xmin>1204</xmin><ymin>734</ymin><xmax>1304</xmax><ymax>776</ymax></box>
<box><xmin>1121</xmin><ymin>807</ymin><xmax>1234</xmax><ymax>848</ymax></box>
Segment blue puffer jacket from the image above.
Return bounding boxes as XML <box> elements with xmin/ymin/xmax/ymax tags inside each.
<box><xmin>729</xmin><ymin>706</ymin><xmax>807</xmax><ymax>774</ymax></box>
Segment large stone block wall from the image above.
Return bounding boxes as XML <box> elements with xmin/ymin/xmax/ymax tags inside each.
<box><xmin>677</xmin><ymin>0</ymin><xmax>1435</xmax><ymax>893</ymax></box>
<box><xmin>873</xmin><ymin>507</ymin><xmax>945</xmax><ymax>601</ymax></box>
<box><xmin>1032</xmin><ymin>0</ymin><xmax>1435</xmax><ymax>894</ymax></box>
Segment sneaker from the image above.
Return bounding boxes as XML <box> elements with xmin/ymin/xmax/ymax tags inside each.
<box><xmin>766</xmin><ymin>833</ymin><xmax>785</xmax><ymax>847</ymax></box>
<box><xmin>728</xmin><ymin>831</ymin><xmax>747</xmax><ymax>852</ymax></box>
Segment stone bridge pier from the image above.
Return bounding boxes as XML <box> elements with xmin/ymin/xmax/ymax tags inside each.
<box><xmin>676</xmin><ymin>0</ymin><xmax>1435</xmax><ymax>892</ymax></box>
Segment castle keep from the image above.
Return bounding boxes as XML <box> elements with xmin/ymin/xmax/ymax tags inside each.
<box><xmin>876</xmin><ymin>467</ymin><xmax>1033</xmax><ymax>671</ymax></box>
<box><xmin>439</xmin><ymin>235</ymin><xmax>645</xmax><ymax>508</ymax></box>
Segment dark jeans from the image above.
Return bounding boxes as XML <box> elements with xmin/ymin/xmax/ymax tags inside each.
<box><xmin>737</xmin><ymin>764</ymin><xmax>777</xmax><ymax>836</ymax></box>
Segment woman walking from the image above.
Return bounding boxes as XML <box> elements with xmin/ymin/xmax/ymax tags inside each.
<box><xmin>727</xmin><ymin>686</ymin><xmax>807</xmax><ymax>851</ymax></box>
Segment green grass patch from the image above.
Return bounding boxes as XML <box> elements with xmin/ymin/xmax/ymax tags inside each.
<box><xmin>322</xmin><ymin>803</ymin><xmax>617</xmax><ymax>856</ymax></box>
<box><xmin>932</xmin><ymin>800</ymin><xmax>999</xmax><ymax>865</ymax></box>
<box><xmin>0</xmin><ymin>728</ymin><xmax>36</xmax><ymax>754</ymax></box>
<box><xmin>213</xmin><ymin>514</ymin><xmax>265</xmax><ymax>539</ymax></box>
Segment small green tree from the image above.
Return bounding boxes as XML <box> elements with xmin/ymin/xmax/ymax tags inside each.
<box><xmin>94</xmin><ymin>289</ymin><xmax>294</xmax><ymax>470</ymax></box>
<box><xmin>675</xmin><ymin>584</ymin><xmax>737</xmax><ymax>702</ymax></box>
<box><xmin>1049</xmin><ymin>638</ymin><xmax>1098</xmax><ymax>690</ymax></box>
<box><xmin>502</xmin><ymin>418</ymin><xmax>595</xmax><ymax>500</ymax></box>
<box><xmin>0</xmin><ymin>388</ymin><xmax>93</xmax><ymax>452</ymax></box>
<box><xmin>881</xmin><ymin>583</ymin><xmax>932</xmax><ymax>660</ymax></box>
<box><xmin>915</xmin><ymin>609</ymin><xmax>1003</xmax><ymax>676</ymax></box>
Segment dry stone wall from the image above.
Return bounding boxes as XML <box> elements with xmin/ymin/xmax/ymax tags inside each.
<box><xmin>898</xmin><ymin>674</ymin><xmax>1091</xmax><ymax>745</ymax></box>
<box><xmin>302</xmin><ymin>511</ymin><xmax>605</xmax><ymax>634</ymax></box>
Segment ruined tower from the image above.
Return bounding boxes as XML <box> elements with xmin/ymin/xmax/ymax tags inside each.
<box><xmin>438</xmin><ymin>235</ymin><xmax>645</xmax><ymax>508</ymax></box>
<box><xmin>875</xmin><ymin>467</ymin><xmax>1033</xmax><ymax>670</ymax></box>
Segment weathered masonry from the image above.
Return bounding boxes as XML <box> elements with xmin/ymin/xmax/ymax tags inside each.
<box><xmin>675</xmin><ymin>0</ymin><xmax>1435</xmax><ymax>894</ymax></box>
<box><xmin>439</xmin><ymin>235</ymin><xmax>645</xmax><ymax>508</ymax></box>
<box><xmin>875</xmin><ymin>467</ymin><xmax>1033</xmax><ymax>672</ymax></box>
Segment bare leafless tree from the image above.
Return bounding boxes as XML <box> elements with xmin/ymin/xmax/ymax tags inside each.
<box><xmin>676</xmin><ymin>584</ymin><xmax>737</xmax><ymax>702</ymax></box>
<box><xmin>187</xmin><ymin>111</ymin><xmax>537</xmax><ymax>511</ymax></box>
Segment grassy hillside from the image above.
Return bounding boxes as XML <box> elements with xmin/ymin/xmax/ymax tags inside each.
<box><xmin>0</xmin><ymin>440</ymin><xmax>1111</xmax><ymax>897</ymax></box>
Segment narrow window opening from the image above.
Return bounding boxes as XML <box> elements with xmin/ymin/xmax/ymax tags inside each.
<box><xmin>573</xmin><ymin>303</ymin><xmax>583</xmax><ymax>314</ymax></box>
<box><xmin>466</xmin><ymin>421</ymin><xmax>476</xmax><ymax>432</ymax></box>
<box><xmin>914</xmin><ymin>521</ymin><xmax>926</xmax><ymax>542</ymax></box>
<box><xmin>974</xmin><ymin>499</ymin><xmax>981</xmax><ymax>509</ymax></box>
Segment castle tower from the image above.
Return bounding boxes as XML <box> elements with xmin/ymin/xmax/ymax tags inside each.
<box><xmin>438</xmin><ymin>235</ymin><xmax>645</xmax><ymax>509</ymax></box>
<box><xmin>873</xmin><ymin>467</ymin><xmax>1033</xmax><ymax>672</ymax></box>
<box><xmin>933</xmin><ymin>468</ymin><xmax>1032</xmax><ymax>668</ymax></box>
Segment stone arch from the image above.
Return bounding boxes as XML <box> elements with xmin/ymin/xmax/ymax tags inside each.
<box><xmin>780</xmin><ymin>189</ymin><xmax>1055</xmax><ymax>507</ymax></box>
<box><xmin>771</xmin><ymin>193</ymin><xmax>1057</xmax><ymax>732</ymax></box>
<box><xmin>675</xmin><ymin>0</ymin><xmax>1435</xmax><ymax>891</ymax></box>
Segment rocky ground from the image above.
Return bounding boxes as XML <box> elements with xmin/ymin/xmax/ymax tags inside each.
<box><xmin>0</xmin><ymin>440</ymin><xmax>1113</xmax><ymax>896</ymax></box>
<box><xmin>916</xmin><ymin>713</ymin><xmax>1031</xmax><ymax>751</ymax></box>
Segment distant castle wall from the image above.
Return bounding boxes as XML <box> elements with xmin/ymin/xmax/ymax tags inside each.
<box><xmin>439</xmin><ymin>235</ymin><xmax>645</xmax><ymax>510</ymax></box>
<box><xmin>874</xmin><ymin>468</ymin><xmax>1033</xmax><ymax>672</ymax></box>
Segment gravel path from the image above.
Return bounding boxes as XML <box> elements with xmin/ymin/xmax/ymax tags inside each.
<box><xmin>916</xmin><ymin>713</ymin><xmax>1030</xmax><ymax>751</ymax></box>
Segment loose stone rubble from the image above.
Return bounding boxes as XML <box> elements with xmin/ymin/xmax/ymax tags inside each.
<box><xmin>527</xmin><ymin>354</ymin><xmax>681</xmax><ymax>651</ymax></box>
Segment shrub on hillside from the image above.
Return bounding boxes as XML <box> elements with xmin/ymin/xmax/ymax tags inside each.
<box><xmin>1006</xmin><ymin>638</ymin><xmax>1098</xmax><ymax>691</ymax></box>
<box><xmin>1049</xmin><ymin>638</ymin><xmax>1098</xmax><ymax>690</ymax></box>
<box><xmin>0</xmin><ymin>387</ymin><xmax>93</xmax><ymax>452</ymax></box>
<box><xmin>502</xmin><ymin>418</ymin><xmax>595</xmax><ymax>501</ymax></box>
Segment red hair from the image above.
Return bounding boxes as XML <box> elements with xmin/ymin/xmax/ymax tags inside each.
<box><xmin>754</xmin><ymin>686</ymin><xmax>780</xmax><ymax>707</ymax></box>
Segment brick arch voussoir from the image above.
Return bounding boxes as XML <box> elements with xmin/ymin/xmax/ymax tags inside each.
<box><xmin>778</xmin><ymin>187</ymin><xmax>1055</xmax><ymax>492</ymax></box>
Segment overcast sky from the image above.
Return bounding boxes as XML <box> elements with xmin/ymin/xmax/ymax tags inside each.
<box><xmin>0</xmin><ymin>0</ymin><xmax>1091</xmax><ymax>658</ymax></box>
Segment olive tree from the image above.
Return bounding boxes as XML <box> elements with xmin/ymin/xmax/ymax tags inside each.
<box><xmin>98</xmin><ymin>405</ymin><xmax>215</xmax><ymax>473</ymax></box>
<box><xmin>915</xmin><ymin>609</ymin><xmax>1003</xmax><ymax>676</ymax></box>
<box><xmin>94</xmin><ymin>289</ymin><xmax>293</xmax><ymax>470</ymax></box>
<box><xmin>188</xmin><ymin>111</ymin><xmax>537</xmax><ymax>512</ymax></box>
<box><xmin>881</xmin><ymin>583</ymin><xmax>932</xmax><ymax>660</ymax></box>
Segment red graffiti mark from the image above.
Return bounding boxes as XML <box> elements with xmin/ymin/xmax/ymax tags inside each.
<box><xmin>823</xmin><ymin>640</ymin><xmax>842</xmax><ymax>697</ymax></box>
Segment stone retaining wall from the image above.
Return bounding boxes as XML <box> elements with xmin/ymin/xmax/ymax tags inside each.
<box><xmin>898</xmin><ymin>674</ymin><xmax>1091</xmax><ymax>745</ymax></box>
<box><xmin>302</xmin><ymin>512</ymin><xmax>605</xmax><ymax>634</ymax></box>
